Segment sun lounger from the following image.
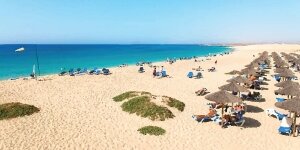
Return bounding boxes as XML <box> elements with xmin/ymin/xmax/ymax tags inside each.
<box><xmin>265</xmin><ymin>108</ymin><xmax>287</xmax><ymax>120</ymax></box>
<box><xmin>89</xmin><ymin>67</ymin><xmax>98</xmax><ymax>75</ymax></box>
<box><xmin>208</xmin><ymin>67</ymin><xmax>216</xmax><ymax>72</ymax></box>
<box><xmin>195</xmin><ymin>88</ymin><xmax>207</xmax><ymax>96</ymax></box>
<box><xmin>161</xmin><ymin>71</ymin><xmax>167</xmax><ymax>77</ymax></box>
<box><xmin>195</xmin><ymin>72</ymin><xmax>203</xmax><ymax>79</ymax></box>
<box><xmin>102</xmin><ymin>68</ymin><xmax>110</xmax><ymax>75</ymax></box>
<box><xmin>234</xmin><ymin>112</ymin><xmax>245</xmax><ymax>127</ymax></box>
<box><xmin>79</xmin><ymin>68</ymin><xmax>88</xmax><ymax>74</ymax></box>
<box><xmin>278</xmin><ymin>117</ymin><xmax>292</xmax><ymax>135</ymax></box>
<box><xmin>276</xmin><ymin>98</ymin><xmax>285</xmax><ymax>102</ymax></box>
<box><xmin>187</xmin><ymin>72</ymin><xmax>193</xmax><ymax>78</ymax></box>
<box><xmin>138</xmin><ymin>67</ymin><xmax>145</xmax><ymax>73</ymax></box>
<box><xmin>69</xmin><ymin>68</ymin><xmax>75</xmax><ymax>76</ymax></box>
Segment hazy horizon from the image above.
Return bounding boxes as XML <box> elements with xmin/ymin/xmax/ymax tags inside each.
<box><xmin>1</xmin><ymin>0</ymin><xmax>300</xmax><ymax>44</ymax></box>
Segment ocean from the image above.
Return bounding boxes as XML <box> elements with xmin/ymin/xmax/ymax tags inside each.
<box><xmin>0</xmin><ymin>44</ymin><xmax>231</xmax><ymax>80</ymax></box>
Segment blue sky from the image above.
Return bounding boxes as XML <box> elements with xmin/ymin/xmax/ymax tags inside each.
<box><xmin>0</xmin><ymin>0</ymin><xmax>300</xmax><ymax>44</ymax></box>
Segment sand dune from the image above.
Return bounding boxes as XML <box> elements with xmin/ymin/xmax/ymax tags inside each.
<box><xmin>1</xmin><ymin>44</ymin><xmax>300</xmax><ymax>150</ymax></box>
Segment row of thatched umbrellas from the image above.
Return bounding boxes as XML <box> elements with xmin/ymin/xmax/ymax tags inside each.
<box><xmin>272</xmin><ymin>52</ymin><xmax>300</xmax><ymax>136</ymax></box>
<box><xmin>203</xmin><ymin>52</ymin><xmax>270</xmax><ymax>127</ymax></box>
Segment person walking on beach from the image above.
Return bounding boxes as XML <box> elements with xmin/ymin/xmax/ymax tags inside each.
<box><xmin>153</xmin><ymin>67</ymin><xmax>157</xmax><ymax>77</ymax></box>
<box><xmin>215</xmin><ymin>60</ymin><xmax>217</xmax><ymax>65</ymax></box>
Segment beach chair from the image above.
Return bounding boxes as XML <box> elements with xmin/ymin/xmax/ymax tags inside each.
<box><xmin>89</xmin><ymin>67</ymin><xmax>98</xmax><ymax>75</ymax></box>
<box><xmin>102</xmin><ymin>68</ymin><xmax>110</xmax><ymax>75</ymax></box>
<box><xmin>265</xmin><ymin>108</ymin><xmax>287</xmax><ymax>120</ymax></box>
<box><xmin>161</xmin><ymin>71</ymin><xmax>167</xmax><ymax>77</ymax></box>
<box><xmin>278</xmin><ymin>117</ymin><xmax>292</xmax><ymax>135</ymax></box>
<box><xmin>79</xmin><ymin>68</ymin><xmax>88</xmax><ymax>74</ymax></box>
<box><xmin>69</xmin><ymin>68</ymin><xmax>75</xmax><ymax>76</ymax></box>
<box><xmin>234</xmin><ymin>112</ymin><xmax>245</xmax><ymax>127</ymax></box>
<box><xmin>95</xmin><ymin>69</ymin><xmax>101</xmax><ymax>75</ymax></box>
<box><xmin>195</xmin><ymin>88</ymin><xmax>207</xmax><ymax>96</ymax></box>
<box><xmin>195</xmin><ymin>72</ymin><xmax>203</xmax><ymax>79</ymax></box>
<box><xmin>276</xmin><ymin>98</ymin><xmax>285</xmax><ymax>102</ymax></box>
<box><xmin>208</xmin><ymin>67</ymin><xmax>216</xmax><ymax>72</ymax></box>
<box><xmin>138</xmin><ymin>67</ymin><xmax>144</xmax><ymax>73</ymax></box>
<box><xmin>274</xmin><ymin>75</ymin><xmax>281</xmax><ymax>82</ymax></box>
<box><xmin>187</xmin><ymin>72</ymin><xmax>193</xmax><ymax>78</ymax></box>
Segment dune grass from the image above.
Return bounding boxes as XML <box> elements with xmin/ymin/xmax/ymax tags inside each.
<box><xmin>165</xmin><ymin>97</ymin><xmax>185</xmax><ymax>112</ymax></box>
<box><xmin>113</xmin><ymin>91</ymin><xmax>139</xmax><ymax>102</ymax></box>
<box><xmin>121</xmin><ymin>96</ymin><xmax>174</xmax><ymax>121</ymax></box>
<box><xmin>0</xmin><ymin>102</ymin><xmax>40</xmax><ymax>120</ymax></box>
<box><xmin>138</xmin><ymin>126</ymin><xmax>166</xmax><ymax>136</ymax></box>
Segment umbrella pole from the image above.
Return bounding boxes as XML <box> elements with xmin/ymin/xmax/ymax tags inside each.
<box><xmin>293</xmin><ymin>112</ymin><xmax>297</xmax><ymax>137</ymax></box>
<box><xmin>221</xmin><ymin>105</ymin><xmax>224</xmax><ymax>128</ymax></box>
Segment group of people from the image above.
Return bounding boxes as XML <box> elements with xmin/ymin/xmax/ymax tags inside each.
<box><xmin>193</xmin><ymin>103</ymin><xmax>246</xmax><ymax>127</ymax></box>
<box><xmin>152</xmin><ymin>66</ymin><xmax>166</xmax><ymax>77</ymax></box>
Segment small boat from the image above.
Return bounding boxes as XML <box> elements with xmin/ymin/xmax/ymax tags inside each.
<box><xmin>15</xmin><ymin>47</ymin><xmax>25</xmax><ymax>52</ymax></box>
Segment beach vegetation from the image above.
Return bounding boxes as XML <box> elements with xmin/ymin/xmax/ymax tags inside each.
<box><xmin>138</xmin><ymin>126</ymin><xmax>166</xmax><ymax>136</ymax></box>
<box><xmin>121</xmin><ymin>96</ymin><xmax>174</xmax><ymax>121</ymax></box>
<box><xmin>162</xmin><ymin>96</ymin><xmax>185</xmax><ymax>112</ymax></box>
<box><xmin>0</xmin><ymin>102</ymin><xmax>40</xmax><ymax>120</ymax></box>
<box><xmin>113</xmin><ymin>91</ymin><xmax>139</xmax><ymax>102</ymax></box>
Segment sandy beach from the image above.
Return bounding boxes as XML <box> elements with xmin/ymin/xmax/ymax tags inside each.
<box><xmin>1</xmin><ymin>44</ymin><xmax>300</xmax><ymax>150</ymax></box>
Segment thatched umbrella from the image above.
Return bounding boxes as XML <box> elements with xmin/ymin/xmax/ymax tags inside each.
<box><xmin>240</xmin><ymin>67</ymin><xmax>257</xmax><ymax>75</ymax></box>
<box><xmin>274</xmin><ymin>61</ymin><xmax>288</xmax><ymax>67</ymax></box>
<box><xmin>275</xmin><ymin>97</ymin><xmax>300</xmax><ymax>137</ymax></box>
<box><xmin>226</xmin><ymin>70</ymin><xmax>241</xmax><ymax>75</ymax></box>
<box><xmin>275</xmin><ymin>68</ymin><xmax>290</xmax><ymax>73</ymax></box>
<box><xmin>226</xmin><ymin>76</ymin><xmax>252</xmax><ymax>84</ymax></box>
<box><xmin>279</xmin><ymin>71</ymin><xmax>296</xmax><ymax>78</ymax></box>
<box><xmin>219</xmin><ymin>82</ymin><xmax>250</xmax><ymax>97</ymax></box>
<box><xmin>275</xmin><ymin>80</ymin><xmax>300</xmax><ymax>88</ymax></box>
<box><xmin>275</xmin><ymin>85</ymin><xmax>300</xmax><ymax>98</ymax></box>
<box><xmin>245</xmin><ymin>63</ymin><xmax>258</xmax><ymax>68</ymax></box>
<box><xmin>205</xmin><ymin>90</ymin><xmax>242</xmax><ymax>127</ymax></box>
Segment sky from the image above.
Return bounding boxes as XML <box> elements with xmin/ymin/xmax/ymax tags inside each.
<box><xmin>0</xmin><ymin>0</ymin><xmax>300</xmax><ymax>44</ymax></box>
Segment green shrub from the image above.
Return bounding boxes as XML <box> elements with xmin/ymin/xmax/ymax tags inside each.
<box><xmin>138</xmin><ymin>126</ymin><xmax>166</xmax><ymax>136</ymax></box>
<box><xmin>0</xmin><ymin>102</ymin><xmax>40</xmax><ymax>120</ymax></box>
<box><xmin>113</xmin><ymin>91</ymin><xmax>139</xmax><ymax>102</ymax></box>
<box><xmin>121</xmin><ymin>96</ymin><xmax>174</xmax><ymax>121</ymax></box>
<box><xmin>166</xmin><ymin>97</ymin><xmax>185</xmax><ymax>112</ymax></box>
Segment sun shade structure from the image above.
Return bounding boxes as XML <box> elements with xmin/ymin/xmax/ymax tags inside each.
<box><xmin>226</xmin><ymin>76</ymin><xmax>252</xmax><ymax>84</ymax></box>
<box><xmin>219</xmin><ymin>82</ymin><xmax>250</xmax><ymax>93</ymax></box>
<box><xmin>278</xmin><ymin>70</ymin><xmax>296</xmax><ymax>78</ymax></box>
<box><xmin>275</xmin><ymin>80</ymin><xmax>300</xmax><ymax>88</ymax></box>
<box><xmin>205</xmin><ymin>90</ymin><xmax>243</xmax><ymax>104</ymax></box>
<box><xmin>205</xmin><ymin>90</ymin><xmax>243</xmax><ymax>127</ymax></box>
<box><xmin>275</xmin><ymin>85</ymin><xmax>300</xmax><ymax>98</ymax></box>
<box><xmin>240</xmin><ymin>67</ymin><xmax>257</xmax><ymax>75</ymax></box>
<box><xmin>275</xmin><ymin>68</ymin><xmax>291</xmax><ymax>73</ymax></box>
<box><xmin>227</xmin><ymin>70</ymin><xmax>241</xmax><ymax>75</ymax></box>
<box><xmin>275</xmin><ymin>98</ymin><xmax>300</xmax><ymax>137</ymax></box>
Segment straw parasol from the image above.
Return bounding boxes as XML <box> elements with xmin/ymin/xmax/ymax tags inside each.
<box><xmin>275</xmin><ymin>68</ymin><xmax>290</xmax><ymax>73</ymax></box>
<box><xmin>205</xmin><ymin>90</ymin><xmax>242</xmax><ymax>127</ymax></box>
<box><xmin>275</xmin><ymin>97</ymin><xmax>300</xmax><ymax>137</ymax></box>
<box><xmin>219</xmin><ymin>82</ymin><xmax>250</xmax><ymax>94</ymax></box>
<box><xmin>275</xmin><ymin>85</ymin><xmax>300</xmax><ymax>98</ymax></box>
<box><xmin>226</xmin><ymin>76</ymin><xmax>252</xmax><ymax>84</ymax></box>
<box><xmin>240</xmin><ymin>67</ymin><xmax>257</xmax><ymax>75</ymax></box>
<box><xmin>278</xmin><ymin>71</ymin><xmax>296</xmax><ymax>78</ymax></box>
<box><xmin>226</xmin><ymin>70</ymin><xmax>241</xmax><ymax>75</ymax></box>
<box><xmin>275</xmin><ymin>80</ymin><xmax>300</xmax><ymax>88</ymax></box>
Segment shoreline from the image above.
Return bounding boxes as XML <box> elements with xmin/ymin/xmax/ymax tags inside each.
<box><xmin>0</xmin><ymin>46</ymin><xmax>234</xmax><ymax>81</ymax></box>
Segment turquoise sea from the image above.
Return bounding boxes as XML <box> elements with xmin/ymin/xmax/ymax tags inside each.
<box><xmin>0</xmin><ymin>44</ymin><xmax>231</xmax><ymax>80</ymax></box>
